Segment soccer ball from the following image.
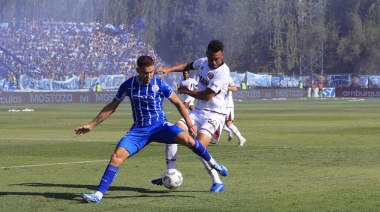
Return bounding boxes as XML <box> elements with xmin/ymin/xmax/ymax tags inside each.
<box><xmin>162</xmin><ymin>169</ymin><xmax>183</xmax><ymax>190</ymax></box>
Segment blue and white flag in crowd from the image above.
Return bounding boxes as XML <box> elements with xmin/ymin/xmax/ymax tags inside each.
<box><xmin>230</xmin><ymin>71</ymin><xmax>245</xmax><ymax>88</ymax></box>
<box><xmin>0</xmin><ymin>23</ymin><xmax>8</xmax><ymax>28</ymax></box>
<box><xmin>104</xmin><ymin>24</ymin><xmax>124</xmax><ymax>34</ymax></box>
<box><xmin>246</xmin><ymin>72</ymin><xmax>271</xmax><ymax>87</ymax></box>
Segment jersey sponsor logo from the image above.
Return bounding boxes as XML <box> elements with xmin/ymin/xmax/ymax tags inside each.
<box><xmin>133</xmin><ymin>94</ymin><xmax>155</xmax><ymax>100</ymax></box>
<box><xmin>199</xmin><ymin>75</ymin><xmax>209</xmax><ymax>86</ymax></box>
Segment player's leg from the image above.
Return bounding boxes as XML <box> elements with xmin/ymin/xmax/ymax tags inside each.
<box><xmin>152</xmin><ymin>119</ymin><xmax>228</xmax><ymax>187</ymax></box>
<box><xmin>161</xmin><ymin>115</ymin><xmax>228</xmax><ymax>176</ymax></box>
<box><xmin>81</xmin><ymin>128</ymin><xmax>147</xmax><ymax>203</ymax></box>
<box><xmin>151</xmin><ymin>143</ymin><xmax>178</xmax><ymax>185</ymax></box>
<box><xmin>81</xmin><ymin>146</ymin><xmax>130</xmax><ymax>203</ymax></box>
<box><xmin>188</xmin><ymin>97</ymin><xmax>196</xmax><ymax>111</ymax></box>
<box><xmin>166</xmin><ymin>143</ymin><xmax>178</xmax><ymax>169</ymax></box>
<box><xmin>192</xmin><ymin>111</ymin><xmax>228</xmax><ymax>191</ymax></box>
<box><xmin>226</xmin><ymin>108</ymin><xmax>246</xmax><ymax>147</ymax></box>
<box><xmin>195</xmin><ymin>130</ymin><xmax>227</xmax><ymax>192</ymax></box>
<box><xmin>152</xmin><ymin>118</ymin><xmax>189</xmax><ymax>186</ymax></box>
<box><xmin>223</xmin><ymin>124</ymin><xmax>233</xmax><ymax>141</ymax></box>
<box><xmin>173</xmin><ymin>130</ymin><xmax>228</xmax><ymax>176</ymax></box>
<box><xmin>183</xmin><ymin>101</ymin><xmax>190</xmax><ymax>111</ymax></box>
<box><xmin>223</xmin><ymin>109</ymin><xmax>234</xmax><ymax>141</ymax></box>
<box><xmin>197</xmin><ymin>156</ymin><xmax>226</xmax><ymax>192</ymax></box>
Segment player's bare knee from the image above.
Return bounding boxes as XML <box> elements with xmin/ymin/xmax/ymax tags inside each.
<box><xmin>110</xmin><ymin>153</ymin><xmax>125</xmax><ymax>166</ymax></box>
<box><xmin>175</xmin><ymin>134</ymin><xmax>193</xmax><ymax>148</ymax></box>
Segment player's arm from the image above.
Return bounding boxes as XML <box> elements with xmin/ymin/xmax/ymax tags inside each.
<box><xmin>75</xmin><ymin>98</ymin><xmax>121</xmax><ymax>136</ymax></box>
<box><xmin>180</xmin><ymin>87</ymin><xmax>216</xmax><ymax>101</ymax></box>
<box><xmin>156</xmin><ymin>62</ymin><xmax>193</xmax><ymax>77</ymax></box>
<box><xmin>168</xmin><ymin>92</ymin><xmax>197</xmax><ymax>136</ymax></box>
<box><xmin>228</xmin><ymin>85</ymin><xmax>237</xmax><ymax>92</ymax></box>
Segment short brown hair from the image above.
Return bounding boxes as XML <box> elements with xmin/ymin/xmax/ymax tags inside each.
<box><xmin>137</xmin><ymin>55</ymin><xmax>154</xmax><ymax>68</ymax></box>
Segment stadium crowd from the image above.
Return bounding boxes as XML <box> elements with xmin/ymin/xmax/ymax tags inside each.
<box><xmin>0</xmin><ymin>19</ymin><xmax>168</xmax><ymax>90</ymax></box>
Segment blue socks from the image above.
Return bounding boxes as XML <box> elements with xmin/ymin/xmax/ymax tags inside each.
<box><xmin>190</xmin><ymin>138</ymin><xmax>211</xmax><ymax>161</ymax></box>
<box><xmin>97</xmin><ymin>164</ymin><xmax>119</xmax><ymax>194</ymax></box>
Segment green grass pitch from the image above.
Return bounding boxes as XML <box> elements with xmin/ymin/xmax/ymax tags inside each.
<box><xmin>0</xmin><ymin>98</ymin><xmax>379</xmax><ymax>211</ymax></box>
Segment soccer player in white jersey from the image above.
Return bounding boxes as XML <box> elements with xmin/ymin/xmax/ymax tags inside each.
<box><xmin>76</xmin><ymin>55</ymin><xmax>228</xmax><ymax>203</ymax></box>
<box><xmin>153</xmin><ymin>40</ymin><xmax>231</xmax><ymax>192</ymax></box>
<box><xmin>223</xmin><ymin>76</ymin><xmax>247</xmax><ymax>147</ymax></box>
<box><xmin>177</xmin><ymin>70</ymin><xmax>198</xmax><ymax>110</ymax></box>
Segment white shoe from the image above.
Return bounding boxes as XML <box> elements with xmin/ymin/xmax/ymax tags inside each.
<box><xmin>238</xmin><ymin>137</ymin><xmax>246</xmax><ymax>147</ymax></box>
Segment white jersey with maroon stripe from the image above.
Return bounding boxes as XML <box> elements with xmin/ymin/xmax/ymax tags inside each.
<box><xmin>192</xmin><ymin>57</ymin><xmax>230</xmax><ymax>115</ymax></box>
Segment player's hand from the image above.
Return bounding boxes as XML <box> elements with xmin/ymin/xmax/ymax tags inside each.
<box><xmin>75</xmin><ymin>125</ymin><xmax>92</xmax><ymax>136</ymax></box>
<box><xmin>188</xmin><ymin>124</ymin><xmax>197</xmax><ymax>137</ymax></box>
<box><xmin>178</xmin><ymin>86</ymin><xmax>189</xmax><ymax>94</ymax></box>
<box><xmin>155</xmin><ymin>67</ymin><xmax>170</xmax><ymax>78</ymax></box>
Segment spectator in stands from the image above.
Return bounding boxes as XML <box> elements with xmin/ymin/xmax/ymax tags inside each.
<box><xmin>318</xmin><ymin>81</ymin><xmax>324</xmax><ymax>97</ymax></box>
<box><xmin>311</xmin><ymin>82</ymin><xmax>316</xmax><ymax>97</ymax></box>
<box><xmin>0</xmin><ymin>19</ymin><xmax>169</xmax><ymax>91</ymax></box>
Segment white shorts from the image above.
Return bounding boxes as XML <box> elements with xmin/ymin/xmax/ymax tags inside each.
<box><xmin>225</xmin><ymin>107</ymin><xmax>234</xmax><ymax>121</ymax></box>
<box><xmin>178</xmin><ymin>108</ymin><xmax>225</xmax><ymax>144</ymax></box>
<box><xmin>184</xmin><ymin>96</ymin><xmax>195</xmax><ymax>106</ymax></box>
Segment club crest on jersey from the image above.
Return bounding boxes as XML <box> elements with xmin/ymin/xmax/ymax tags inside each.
<box><xmin>207</xmin><ymin>71</ymin><xmax>214</xmax><ymax>80</ymax></box>
<box><xmin>152</xmin><ymin>85</ymin><xmax>159</xmax><ymax>93</ymax></box>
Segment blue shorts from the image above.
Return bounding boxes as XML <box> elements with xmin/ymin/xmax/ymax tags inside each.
<box><xmin>117</xmin><ymin>120</ymin><xmax>184</xmax><ymax>157</ymax></box>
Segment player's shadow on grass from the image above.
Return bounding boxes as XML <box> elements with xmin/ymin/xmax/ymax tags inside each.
<box><xmin>5</xmin><ymin>183</ymin><xmax>197</xmax><ymax>202</ymax></box>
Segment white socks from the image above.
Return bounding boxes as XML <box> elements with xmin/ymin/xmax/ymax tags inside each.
<box><xmin>166</xmin><ymin>143</ymin><xmax>222</xmax><ymax>184</ymax></box>
<box><xmin>228</xmin><ymin>124</ymin><xmax>244</xmax><ymax>140</ymax></box>
<box><xmin>198</xmin><ymin>156</ymin><xmax>222</xmax><ymax>184</ymax></box>
<box><xmin>165</xmin><ymin>144</ymin><xmax>178</xmax><ymax>169</ymax></box>
<box><xmin>95</xmin><ymin>191</ymin><xmax>103</xmax><ymax>199</ymax></box>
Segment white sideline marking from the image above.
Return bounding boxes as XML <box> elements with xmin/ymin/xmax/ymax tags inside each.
<box><xmin>0</xmin><ymin>137</ymin><xmax>114</xmax><ymax>142</ymax></box>
<box><xmin>0</xmin><ymin>137</ymin><xmax>318</xmax><ymax>170</ymax></box>
<box><xmin>0</xmin><ymin>160</ymin><xmax>109</xmax><ymax>169</ymax></box>
<box><xmin>1</xmin><ymin>146</ymin><xmax>322</xmax><ymax>170</ymax></box>
<box><xmin>0</xmin><ymin>150</ymin><xmax>256</xmax><ymax>170</ymax></box>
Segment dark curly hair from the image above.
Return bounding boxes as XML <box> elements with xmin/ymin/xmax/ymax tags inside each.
<box><xmin>207</xmin><ymin>40</ymin><xmax>224</xmax><ymax>53</ymax></box>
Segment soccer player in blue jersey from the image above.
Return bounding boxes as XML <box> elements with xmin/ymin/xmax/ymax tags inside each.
<box><xmin>76</xmin><ymin>55</ymin><xmax>228</xmax><ymax>203</ymax></box>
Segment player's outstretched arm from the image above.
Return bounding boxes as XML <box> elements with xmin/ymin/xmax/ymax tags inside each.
<box><xmin>75</xmin><ymin>98</ymin><xmax>121</xmax><ymax>136</ymax></box>
<box><xmin>168</xmin><ymin>92</ymin><xmax>197</xmax><ymax>137</ymax></box>
<box><xmin>156</xmin><ymin>62</ymin><xmax>192</xmax><ymax>77</ymax></box>
<box><xmin>180</xmin><ymin>87</ymin><xmax>216</xmax><ymax>101</ymax></box>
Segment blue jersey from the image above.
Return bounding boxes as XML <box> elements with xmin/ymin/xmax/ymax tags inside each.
<box><xmin>115</xmin><ymin>75</ymin><xmax>173</xmax><ymax>126</ymax></box>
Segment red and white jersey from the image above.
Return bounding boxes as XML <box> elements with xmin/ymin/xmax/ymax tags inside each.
<box><xmin>192</xmin><ymin>57</ymin><xmax>230</xmax><ymax>114</ymax></box>
<box><xmin>225</xmin><ymin>76</ymin><xmax>235</xmax><ymax>108</ymax></box>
